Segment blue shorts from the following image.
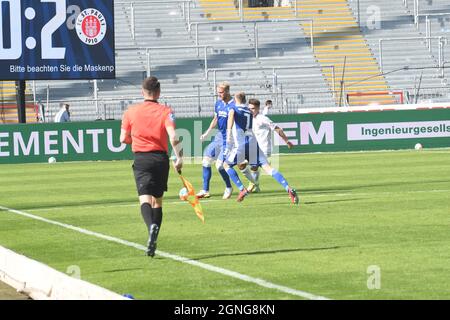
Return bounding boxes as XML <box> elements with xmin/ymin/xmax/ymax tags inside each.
<box><xmin>204</xmin><ymin>132</ymin><xmax>226</xmax><ymax>161</ymax></box>
<box><xmin>204</xmin><ymin>141</ymin><xmax>225</xmax><ymax>161</ymax></box>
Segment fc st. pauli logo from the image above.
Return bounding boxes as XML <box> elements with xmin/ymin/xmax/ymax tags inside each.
<box><xmin>76</xmin><ymin>8</ymin><xmax>107</xmax><ymax>45</ymax></box>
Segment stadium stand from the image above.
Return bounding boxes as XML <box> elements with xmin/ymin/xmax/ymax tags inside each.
<box><xmin>0</xmin><ymin>81</ymin><xmax>38</xmax><ymax>124</ymax></box>
<box><xmin>414</xmin><ymin>0</ymin><xmax>450</xmax><ymax>86</ymax></box>
<box><xmin>30</xmin><ymin>0</ymin><xmax>336</xmax><ymax>120</ymax></box>
<box><xmin>4</xmin><ymin>0</ymin><xmax>450</xmax><ymax>121</ymax></box>
<box><xmin>347</xmin><ymin>0</ymin><xmax>449</xmax><ymax>104</ymax></box>
<box><xmin>297</xmin><ymin>0</ymin><xmax>394</xmax><ymax>106</ymax></box>
<box><xmin>33</xmin><ymin>1</ymin><xmax>211</xmax><ymax>121</ymax></box>
<box><xmin>191</xmin><ymin>0</ymin><xmax>336</xmax><ymax>111</ymax></box>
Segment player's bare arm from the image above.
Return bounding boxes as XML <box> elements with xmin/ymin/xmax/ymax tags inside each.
<box><xmin>120</xmin><ymin>129</ymin><xmax>132</xmax><ymax>144</ymax></box>
<box><xmin>275</xmin><ymin>127</ymin><xmax>293</xmax><ymax>148</ymax></box>
<box><xmin>200</xmin><ymin>115</ymin><xmax>218</xmax><ymax>141</ymax></box>
<box><xmin>167</xmin><ymin>125</ymin><xmax>183</xmax><ymax>172</ymax></box>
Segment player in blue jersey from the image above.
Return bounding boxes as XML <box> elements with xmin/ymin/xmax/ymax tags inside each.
<box><xmin>222</xmin><ymin>92</ymin><xmax>259</xmax><ymax>191</ymax></box>
<box><xmin>223</xmin><ymin>92</ymin><xmax>299</xmax><ymax>204</ymax></box>
<box><xmin>197</xmin><ymin>82</ymin><xmax>234</xmax><ymax>199</ymax></box>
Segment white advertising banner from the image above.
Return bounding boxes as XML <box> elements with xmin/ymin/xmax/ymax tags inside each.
<box><xmin>347</xmin><ymin>121</ymin><xmax>450</xmax><ymax>141</ymax></box>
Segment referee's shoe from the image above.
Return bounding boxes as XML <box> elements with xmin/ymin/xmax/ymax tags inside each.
<box><xmin>147</xmin><ymin>224</ymin><xmax>160</xmax><ymax>257</ymax></box>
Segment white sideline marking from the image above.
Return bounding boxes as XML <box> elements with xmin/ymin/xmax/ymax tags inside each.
<box><xmin>0</xmin><ymin>205</ymin><xmax>329</xmax><ymax>300</ymax></box>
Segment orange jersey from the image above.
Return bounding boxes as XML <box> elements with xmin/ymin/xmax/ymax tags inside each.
<box><xmin>121</xmin><ymin>100</ymin><xmax>175</xmax><ymax>153</ymax></box>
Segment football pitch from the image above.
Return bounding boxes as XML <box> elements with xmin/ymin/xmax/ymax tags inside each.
<box><xmin>0</xmin><ymin>149</ymin><xmax>449</xmax><ymax>300</ymax></box>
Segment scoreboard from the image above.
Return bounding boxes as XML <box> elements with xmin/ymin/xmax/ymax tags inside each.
<box><xmin>0</xmin><ymin>0</ymin><xmax>115</xmax><ymax>80</ymax></box>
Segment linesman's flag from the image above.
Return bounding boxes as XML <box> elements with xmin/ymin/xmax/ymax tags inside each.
<box><xmin>179</xmin><ymin>175</ymin><xmax>205</xmax><ymax>224</ymax></box>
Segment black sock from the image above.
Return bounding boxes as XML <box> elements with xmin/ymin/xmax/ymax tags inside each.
<box><xmin>152</xmin><ymin>207</ymin><xmax>163</xmax><ymax>228</ymax></box>
<box><xmin>140</xmin><ymin>203</ymin><xmax>153</xmax><ymax>231</ymax></box>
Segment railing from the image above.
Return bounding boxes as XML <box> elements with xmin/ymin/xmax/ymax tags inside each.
<box><xmin>413</xmin><ymin>1</ymin><xmax>450</xmax><ymax>31</ymax></box>
<box><xmin>189</xmin><ymin>18</ymin><xmax>315</xmax><ymax>57</ymax></box>
<box><xmin>421</xmin><ymin>13</ymin><xmax>450</xmax><ymax>47</ymax></box>
<box><xmin>116</xmin><ymin>0</ymin><xmax>194</xmax><ymax>40</ymax></box>
<box><xmin>37</xmin><ymin>88</ymin><xmax>337</xmax><ymax>121</ymax></box>
<box><xmin>378</xmin><ymin>37</ymin><xmax>446</xmax><ymax>74</ymax></box>
<box><xmin>207</xmin><ymin>65</ymin><xmax>336</xmax><ymax>110</ymax></box>
<box><xmin>115</xmin><ymin>45</ymin><xmax>213</xmax><ymax>78</ymax></box>
<box><xmin>207</xmin><ymin>65</ymin><xmax>336</xmax><ymax>99</ymax></box>
<box><xmin>35</xmin><ymin>84</ymin><xmax>450</xmax><ymax>122</ymax></box>
<box><xmin>402</xmin><ymin>86</ymin><xmax>450</xmax><ymax>104</ymax></box>
<box><xmin>343</xmin><ymin>86</ymin><xmax>450</xmax><ymax>106</ymax></box>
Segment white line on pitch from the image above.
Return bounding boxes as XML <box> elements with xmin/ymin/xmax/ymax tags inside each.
<box><xmin>0</xmin><ymin>205</ymin><xmax>329</xmax><ymax>300</ymax></box>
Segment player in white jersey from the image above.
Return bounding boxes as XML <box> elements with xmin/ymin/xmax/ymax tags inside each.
<box><xmin>262</xmin><ymin>99</ymin><xmax>272</xmax><ymax>116</ymax></box>
<box><xmin>223</xmin><ymin>93</ymin><xmax>299</xmax><ymax>204</ymax></box>
<box><xmin>248</xmin><ymin>98</ymin><xmax>293</xmax><ymax>192</ymax></box>
<box><xmin>222</xmin><ymin>92</ymin><xmax>259</xmax><ymax>201</ymax></box>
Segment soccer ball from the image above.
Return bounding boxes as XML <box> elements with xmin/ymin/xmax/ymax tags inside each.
<box><xmin>179</xmin><ymin>187</ymin><xmax>189</xmax><ymax>201</ymax></box>
<box><xmin>48</xmin><ymin>157</ymin><xmax>57</xmax><ymax>164</ymax></box>
<box><xmin>415</xmin><ymin>143</ymin><xmax>423</xmax><ymax>150</ymax></box>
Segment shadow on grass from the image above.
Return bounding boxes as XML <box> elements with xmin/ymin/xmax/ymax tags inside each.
<box><xmin>192</xmin><ymin>246</ymin><xmax>346</xmax><ymax>261</ymax></box>
<box><xmin>6</xmin><ymin>194</ymin><xmax>192</xmax><ymax>211</ymax></box>
<box><xmin>211</xmin><ymin>178</ymin><xmax>450</xmax><ymax>199</ymax></box>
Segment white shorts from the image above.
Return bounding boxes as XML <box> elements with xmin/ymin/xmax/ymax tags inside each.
<box><xmin>225</xmin><ymin>135</ymin><xmax>268</xmax><ymax>167</ymax></box>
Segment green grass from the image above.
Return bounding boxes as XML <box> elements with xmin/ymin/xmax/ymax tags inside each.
<box><xmin>1</xmin><ymin>149</ymin><xmax>450</xmax><ymax>299</ymax></box>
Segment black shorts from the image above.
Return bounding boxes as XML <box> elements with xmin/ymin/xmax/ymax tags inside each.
<box><xmin>132</xmin><ymin>151</ymin><xmax>169</xmax><ymax>198</ymax></box>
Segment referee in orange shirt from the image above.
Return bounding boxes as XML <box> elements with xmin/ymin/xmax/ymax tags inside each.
<box><xmin>120</xmin><ymin>77</ymin><xmax>183</xmax><ymax>257</ymax></box>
